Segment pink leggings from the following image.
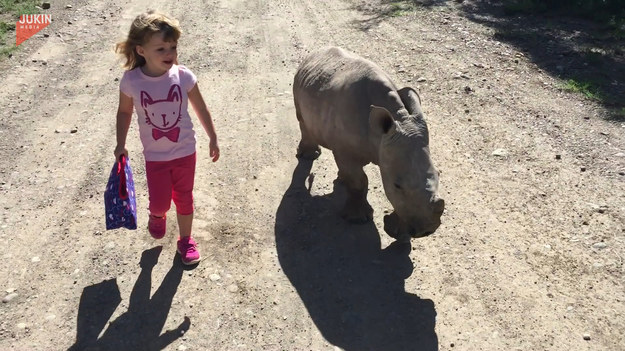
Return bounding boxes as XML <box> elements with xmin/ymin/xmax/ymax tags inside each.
<box><xmin>145</xmin><ymin>152</ymin><xmax>196</xmax><ymax>216</ymax></box>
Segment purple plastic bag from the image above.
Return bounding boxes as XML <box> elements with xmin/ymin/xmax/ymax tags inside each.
<box><xmin>104</xmin><ymin>156</ymin><xmax>137</xmax><ymax>230</ymax></box>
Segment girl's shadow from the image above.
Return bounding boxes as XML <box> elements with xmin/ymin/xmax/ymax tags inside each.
<box><xmin>275</xmin><ymin>159</ymin><xmax>438</xmax><ymax>351</ymax></box>
<box><xmin>69</xmin><ymin>246</ymin><xmax>190</xmax><ymax>351</ymax></box>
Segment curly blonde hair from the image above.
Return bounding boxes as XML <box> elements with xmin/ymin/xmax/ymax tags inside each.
<box><xmin>115</xmin><ymin>10</ymin><xmax>181</xmax><ymax>70</ymax></box>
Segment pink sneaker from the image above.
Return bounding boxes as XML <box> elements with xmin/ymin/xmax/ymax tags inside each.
<box><xmin>148</xmin><ymin>214</ymin><xmax>166</xmax><ymax>239</ymax></box>
<box><xmin>177</xmin><ymin>236</ymin><xmax>201</xmax><ymax>265</ymax></box>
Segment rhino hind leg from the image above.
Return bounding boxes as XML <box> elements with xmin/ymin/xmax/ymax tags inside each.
<box><xmin>334</xmin><ymin>153</ymin><xmax>373</xmax><ymax>223</ymax></box>
<box><xmin>295</xmin><ymin>112</ymin><xmax>321</xmax><ymax>160</ymax></box>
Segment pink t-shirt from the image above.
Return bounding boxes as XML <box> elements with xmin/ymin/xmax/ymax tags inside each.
<box><xmin>120</xmin><ymin>64</ymin><xmax>198</xmax><ymax>162</ymax></box>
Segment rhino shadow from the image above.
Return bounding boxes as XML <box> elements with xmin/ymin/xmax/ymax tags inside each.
<box><xmin>275</xmin><ymin>159</ymin><xmax>438</xmax><ymax>351</ymax></box>
<box><xmin>69</xmin><ymin>246</ymin><xmax>190</xmax><ymax>351</ymax></box>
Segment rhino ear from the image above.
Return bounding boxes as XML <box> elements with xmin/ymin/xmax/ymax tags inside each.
<box><xmin>397</xmin><ymin>87</ymin><xmax>423</xmax><ymax>117</ymax></box>
<box><xmin>370</xmin><ymin>105</ymin><xmax>396</xmax><ymax>135</ymax></box>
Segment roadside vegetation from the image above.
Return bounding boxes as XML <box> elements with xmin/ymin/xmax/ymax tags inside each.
<box><xmin>0</xmin><ymin>0</ymin><xmax>40</xmax><ymax>57</ymax></box>
<box><xmin>502</xmin><ymin>0</ymin><xmax>625</xmax><ymax>120</ymax></box>
<box><xmin>376</xmin><ymin>0</ymin><xmax>625</xmax><ymax>120</ymax></box>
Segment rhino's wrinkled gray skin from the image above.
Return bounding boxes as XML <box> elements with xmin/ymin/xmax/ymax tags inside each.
<box><xmin>293</xmin><ymin>47</ymin><xmax>444</xmax><ymax>241</ymax></box>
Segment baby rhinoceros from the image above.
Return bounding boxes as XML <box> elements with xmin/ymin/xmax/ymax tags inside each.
<box><xmin>293</xmin><ymin>46</ymin><xmax>444</xmax><ymax>242</ymax></box>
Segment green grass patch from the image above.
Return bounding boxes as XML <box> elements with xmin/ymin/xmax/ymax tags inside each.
<box><xmin>0</xmin><ymin>0</ymin><xmax>40</xmax><ymax>16</ymax></box>
<box><xmin>0</xmin><ymin>0</ymin><xmax>41</xmax><ymax>57</ymax></box>
<box><xmin>563</xmin><ymin>79</ymin><xmax>603</xmax><ymax>100</ymax></box>
<box><xmin>0</xmin><ymin>21</ymin><xmax>16</xmax><ymax>55</ymax></box>
<box><xmin>388</xmin><ymin>2</ymin><xmax>417</xmax><ymax>17</ymax></box>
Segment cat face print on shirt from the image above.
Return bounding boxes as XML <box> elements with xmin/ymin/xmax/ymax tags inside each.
<box><xmin>141</xmin><ymin>84</ymin><xmax>182</xmax><ymax>142</ymax></box>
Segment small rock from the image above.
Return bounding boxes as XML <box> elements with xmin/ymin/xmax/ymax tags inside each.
<box><xmin>583</xmin><ymin>333</ymin><xmax>591</xmax><ymax>341</ymax></box>
<box><xmin>580</xmin><ymin>167</ymin><xmax>586</xmax><ymax>172</ymax></box>
<box><xmin>227</xmin><ymin>284</ymin><xmax>239</xmax><ymax>293</ymax></box>
<box><xmin>31</xmin><ymin>256</ymin><xmax>40</xmax><ymax>263</ymax></box>
<box><xmin>555</xmin><ymin>154</ymin><xmax>561</xmax><ymax>160</ymax></box>
<box><xmin>592</xmin><ymin>242</ymin><xmax>608</xmax><ymax>249</ymax></box>
<box><xmin>17</xmin><ymin>322</ymin><xmax>27</xmax><ymax>329</ymax></box>
<box><xmin>416</xmin><ymin>77</ymin><xmax>427</xmax><ymax>82</ymax></box>
<box><xmin>2</xmin><ymin>293</ymin><xmax>18</xmax><ymax>303</ymax></box>
<box><xmin>178</xmin><ymin>345</ymin><xmax>188</xmax><ymax>351</ymax></box>
<box><xmin>209</xmin><ymin>273</ymin><xmax>221</xmax><ymax>281</ymax></box>
<box><xmin>70</xmin><ymin>128</ymin><xmax>78</xmax><ymax>133</ymax></box>
<box><xmin>66</xmin><ymin>4</ymin><xmax>73</xmax><ymax>8</ymax></box>
<box><xmin>464</xmin><ymin>86</ymin><xmax>473</xmax><ymax>93</ymax></box>
<box><xmin>42</xmin><ymin>2</ymin><xmax>50</xmax><ymax>9</ymax></box>
<box><xmin>492</xmin><ymin>149</ymin><xmax>508</xmax><ymax>157</ymax></box>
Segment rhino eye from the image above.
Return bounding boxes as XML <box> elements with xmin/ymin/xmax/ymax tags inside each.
<box><xmin>394</xmin><ymin>182</ymin><xmax>402</xmax><ymax>190</ymax></box>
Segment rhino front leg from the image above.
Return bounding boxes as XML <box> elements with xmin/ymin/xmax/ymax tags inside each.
<box><xmin>295</xmin><ymin>104</ymin><xmax>321</xmax><ymax>160</ymax></box>
<box><xmin>334</xmin><ymin>153</ymin><xmax>373</xmax><ymax>223</ymax></box>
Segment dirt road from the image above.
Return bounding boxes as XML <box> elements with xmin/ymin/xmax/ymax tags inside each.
<box><xmin>0</xmin><ymin>0</ymin><xmax>623</xmax><ymax>350</ymax></box>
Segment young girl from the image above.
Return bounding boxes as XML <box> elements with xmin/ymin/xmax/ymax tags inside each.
<box><xmin>114</xmin><ymin>10</ymin><xmax>219</xmax><ymax>265</ymax></box>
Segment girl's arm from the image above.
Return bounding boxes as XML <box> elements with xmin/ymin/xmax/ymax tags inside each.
<box><xmin>114</xmin><ymin>91</ymin><xmax>134</xmax><ymax>161</ymax></box>
<box><xmin>188</xmin><ymin>83</ymin><xmax>220</xmax><ymax>162</ymax></box>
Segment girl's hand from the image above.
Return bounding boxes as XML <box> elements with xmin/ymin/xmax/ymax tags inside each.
<box><xmin>114</xmin><ymin>145</ymin><xmax>128</xmax><ymax>161</ymax></box>
<box><xmin>209</xmin><ymin>139</ymin><xmax>220</xmax><ymax>162</ymax></box>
